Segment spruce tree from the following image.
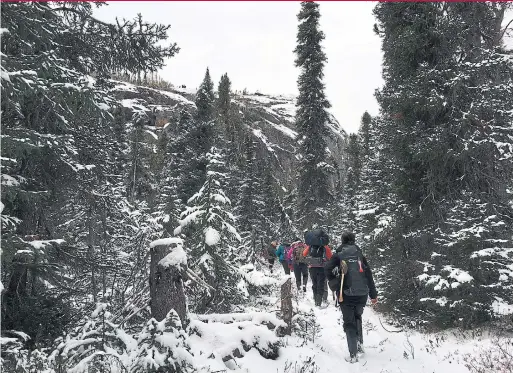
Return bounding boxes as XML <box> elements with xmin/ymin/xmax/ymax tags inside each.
<box><xmin>343</xmin><ymin>133</ymin><xmax>362</xmax><ymax>230</ymax></box>
<box><xmin>360</xmin><ymin>111</ymin><xmax>372</xmax><ymax>158</ymax></box>
<box><xmin>175</xmin><ymin>70</ymin><xmax>216</xmax><ymax>205</ymax></box>
<box><xmin>217</xmin><ymin>73</ymin><xmax>241</xmax><ymax>160</ymax></box>
<box><xmin>174</xmin><ymin>147</ymin><xmax>242</xmax><ymax>313</ymax></box>
<box><xmin>373</xmin><ymin>2</ymin><xmax>513</xmax><ymax>326</ymax></box>
<box><xmin>196</xmin><ymin>68</ymin><xmax>215</xmax><ymax>123</ymax></box>
<box><xmin>1</xmin><ymin>1</ymin><xmax>178</xmax><ymax>340</ymax></box>
<box><xmin>294</xmin><ymin>1</ymin><xmax>333</xmax><ymax>229</ymax></box>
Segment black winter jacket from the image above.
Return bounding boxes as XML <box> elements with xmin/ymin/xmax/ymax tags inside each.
<box><xmin>324</xmin><ymin>245</ymin><xmax>378</xmax><ymax>305</ymax></box>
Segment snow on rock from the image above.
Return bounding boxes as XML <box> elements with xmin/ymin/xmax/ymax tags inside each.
<box><xmin>121</xmin><ymin>98</ymin><xmax>148</xmax><ymax>111</ymax></box>
<box><xmin>252</xmin><ymin>129</ymin><xmax>276</xmax><ymax>154</ymax></box>
<box><xmin>264</xmin><ymin>119</ymin><xmax>298</xmax><ymax>139</ymax></box>
<box><xmin>188</xmin><ymin>311</ymin><xmax>282</xmax><ymax>363</ymax></box>
<box><xmin>270</xmin><ymin>103</ymin><xmax>296</xmax><ymax>118</ymax></box>
<box><xmin>146</xmin><ymin>87</ymin><xmax>196</xmax><ymax>107</ymax></box>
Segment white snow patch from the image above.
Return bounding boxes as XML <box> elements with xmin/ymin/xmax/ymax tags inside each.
<box><xmin>357</xmin><ymin>207</ymin><xmax>378</xmax><ymax>216</ymax></box>
<box><xmin>27</xmin><ymin>239</ymin><xmax>65</xmax><ymax>250</ymax></box>
<box><xmin>159</xmin><ymin>246</ymin><xmax>187</xmax><ymax>268</ymax></box>
<box><xmin>149</xmin><ymin>237</ymin><xmax>184</xmax><ymax>248</ymax></box>
<box><xmin>492</xmin><ymin>298</ymin><xmax>513</xmax><ymax>315</ymax></box>
<box><xmin>204</xmin><ymin>227</ymin><xmax>221</xmax><ymax>246</ymax></box>
<box><xmin>443</xmin><ymin>266</ymin><xmax>474</xmax><ymax>283</ymax></box>
<box><xmin>144</xmin><ymin>129</ymin><xmax>158</xmax><ymax>140</ymax></box>
<box><xmin>264</xmin><ymin>119</ymin><xmax>297</xmax><ymax>139</ymax></box>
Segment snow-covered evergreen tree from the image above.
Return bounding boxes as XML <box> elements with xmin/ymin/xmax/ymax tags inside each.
<box><xmin>174</xmin><ymin>147</ymin><xmax>242</xmax><ymax>312</ymax></box>
<box><xmin>50</xmin><ymin>303</ymin><xmax>134</xmax><ymax>373</ymax></box>
<box><xmin>131</xmin><ymin>310</ymin><xmax>195</xmax><ymax>373</ymax></box>
<box><xmin>175</xmin><ymin>70</ymin><xmax>216</xmax><ymax>206</ymax></box>
<box><xmin>372</xmin><ymin>2</ymin><xmax>513</xmax><ymax>326</ymax></box>
<box><xmin>1</xmin><ymin>1</ymin><xmax>177</xmax><ymax>340</ymax></box>
<box><xmin>294</xmin><ymin>1</ymin><xmax>334</xmax><ymax>229</ymax></box>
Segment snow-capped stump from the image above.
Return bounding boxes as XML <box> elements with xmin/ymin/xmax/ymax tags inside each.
<box><xmin>149</xmin><ymin>237</ymin><xmax>188</xmax><ymax>324</ymax></box>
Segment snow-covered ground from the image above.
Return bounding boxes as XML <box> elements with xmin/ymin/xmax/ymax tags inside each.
<box><xmin>187</xmin><ymin>265</ymin><xmax>503</xmax><ymax>373</ymax></box>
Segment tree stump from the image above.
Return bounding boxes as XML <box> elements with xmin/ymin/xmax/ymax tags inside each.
<box><xmin>149</xmin><ymin>244</ymin><xmax>187</xmax><ymax>324</ymax></box>
<box><xmin>280</xmin><ymin>277</ymin><xmax>292</xmax><ymax>335</ymax></box>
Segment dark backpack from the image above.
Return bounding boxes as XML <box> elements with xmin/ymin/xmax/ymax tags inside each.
<box><xmin>305</xmin><ymin>245</ymin><xmax>326</xmax><ymax>267</ymax></box>
<box><xmin>304</xmin><ymin>229</ymin><xmax>330</xmax><ymax>247</ymax></box>
<box><xmin>339</xmin><ymin>245</ymin><xmax>369</xmax><ymax>297</ymax></box>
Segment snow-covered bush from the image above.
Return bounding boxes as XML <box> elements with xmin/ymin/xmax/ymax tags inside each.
<box><xmin>291</xmin><ymin>306</ymin><xmax>321</xmax><ymax>346</ymax></box>
<box><xmin>283</xmin><ymin>357</ymin><xmax>320</xmax><ymax>373</ymax></box>
<box><xmin>1</xmin><ymin>331</ymin><xmax>54</xmax><ymax>373</ymax></box>
<box><xmin>464</xmin><ymin>336</ymin><xmax>513</xmax><ymax>373</ymax></box>
<box><xmin>238</xmin><ymin>263</ymin><xmax>278</xmax><ymax>298</ymax></box>
<box><xmin>131</xmin><ymin>310</ymin><xmax>195</xmax><ymax>373</ymax></box>
<box><xmin>50</xmin><ymin>303</ymin><xmax>134</xmax><ymax>373</ymax></box>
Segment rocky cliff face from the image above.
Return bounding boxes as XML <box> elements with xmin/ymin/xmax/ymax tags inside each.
<box><xmin>109</xmin><ymin>80</ymin><xmax>347</xmax><ymax>190</ymax></box>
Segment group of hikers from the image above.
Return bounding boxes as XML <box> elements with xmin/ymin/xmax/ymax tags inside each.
<box><xmin>264</xmin><ymin>229</ymin><xmax>378</xmax><ymax>363</ymax></box>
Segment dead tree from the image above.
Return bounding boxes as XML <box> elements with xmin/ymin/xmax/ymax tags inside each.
<box><xmin>280</xmin><ymin>277</ymin><xmax>293</xmax><ymax>335</ymax></box>
<box><xmin>149</xmin><ymin>242</ymin><xmax>187</xmax><ymax>324</ymax></box>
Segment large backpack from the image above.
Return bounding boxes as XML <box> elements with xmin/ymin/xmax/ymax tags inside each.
<box><xmin>339</xmin><ymin>244</ymin><xmax>369</xmax><ymax>297</ymax></box>
<box><xmin>304</xmin><ymin>229</ymin><xmax>330</xmax><ymax>247</ymax></box>
<box><xmin>291</xmin><ymin>242</ymin><xmax>306</xmax><ymax>264</ymax></box>
<box><xmin>305</xmin><ymin>245</ymin><xmax>327</xmax><ymax>267</ymax></box>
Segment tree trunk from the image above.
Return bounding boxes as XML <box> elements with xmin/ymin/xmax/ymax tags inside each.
<box><xmin>149</xmin><ymin>244</ymin><xmax>187</xmax><ymax>323</ymax></box>
<box><xmin>280</xmin><ymin>277</ymin><xmax>292</xmax><ymax>335</ymax></box>
<box><xmin>87</xmin><ymin>205</ymin><xmax>97</xmax><ymax>303</ymax></box>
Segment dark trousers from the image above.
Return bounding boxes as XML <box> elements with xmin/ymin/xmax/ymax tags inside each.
<box><xmin>267</xmin><ymin>258</ymin><xmax>275</xmax><ymax>271</ymax></box>
<box><xmin>280</xmin><ymin>261</ymin><xmax>290</xmax><ymax>275</ymax></box>
<box><xmin>341</xmin><ymin>303</ymin><xmax>364</xmax><ymax>356</ymax></box>
<box><xmin>293</xmin><ymin>263</ymin><xmax>308</xmax><ymax>288</ymax></box>
<box><xmin>309</xmin><ymin>267</ymin><xmax>326</xmax><ymax>298</ymax></box>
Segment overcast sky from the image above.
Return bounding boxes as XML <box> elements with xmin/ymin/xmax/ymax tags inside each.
<box><xmin>95</xmin><ymin>2</ymin><xmax>384</xmax><ymax>134</ymax></box>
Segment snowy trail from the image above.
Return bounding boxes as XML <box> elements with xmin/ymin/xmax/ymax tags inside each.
<box><xmin>189</xmin><ymin>269</ymin><xmax>491</xmax><ymax>373</ymax></box>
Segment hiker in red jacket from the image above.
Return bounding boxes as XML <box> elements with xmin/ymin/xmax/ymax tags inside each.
<box><xmin>303</xmin><ymin>229</ymin><xmax>333</xmax><ymax>307</ymax></box>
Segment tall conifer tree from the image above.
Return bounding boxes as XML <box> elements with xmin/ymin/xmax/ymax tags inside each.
<box><xmin>294</xmin><ymin>1</ymin><xmax>333</xmax><ymax>229</ymax></box>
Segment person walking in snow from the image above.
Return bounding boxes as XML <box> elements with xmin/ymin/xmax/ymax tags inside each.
<box><xmin>303</xmin><ymin>229</ymin><xmax>333</xmax><ymax>307</ymax></box>
<box><xmin>287</xmin><ymin>239</ymin><xmax>309</xmax><ymax>293</ymax></box>
<box><xmin>275</xmin><ymin>242</ymin><xmax>291</xmax><ymax>275</ymax></box>
<box><xmin>266</xmin><ymin>241</ymin><xmax>278</xmax><ymax>271</ymax></box>
<box><xmin>325</xmin><ymin>232</ymin><xmax>378</xmax><ymax>363</ymax></box>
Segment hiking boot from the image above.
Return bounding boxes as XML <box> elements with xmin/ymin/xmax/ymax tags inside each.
<box><xmin>357</xmin><ymin>341</ymin><xmax>365</xmax><ymax>354</ymax></box>
<box><xmin>345</xmin><ymin>354</ymin><xmax>358</xmax><ymax>364</ymax></box>
<box><xmin>314</xmin><ymin>294</ymin><xmax>322</xmax><ymax>307</ymax></box>
<box><xmin>302</xmin><ymin>286</ymin><xmax>306</xmax><ymax>293</ymax></box>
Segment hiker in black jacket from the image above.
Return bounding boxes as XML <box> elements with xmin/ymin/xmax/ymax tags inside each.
<box><xmin>325</xmin><ymin>232</ymin><xmax>378</xmax><ymax>363</ymax></box>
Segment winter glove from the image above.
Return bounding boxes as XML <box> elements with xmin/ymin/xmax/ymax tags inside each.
<box><xmin>331</xmin><ymin>266</ymin><xmax>340</xmax><ymax>277</ymax></box>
